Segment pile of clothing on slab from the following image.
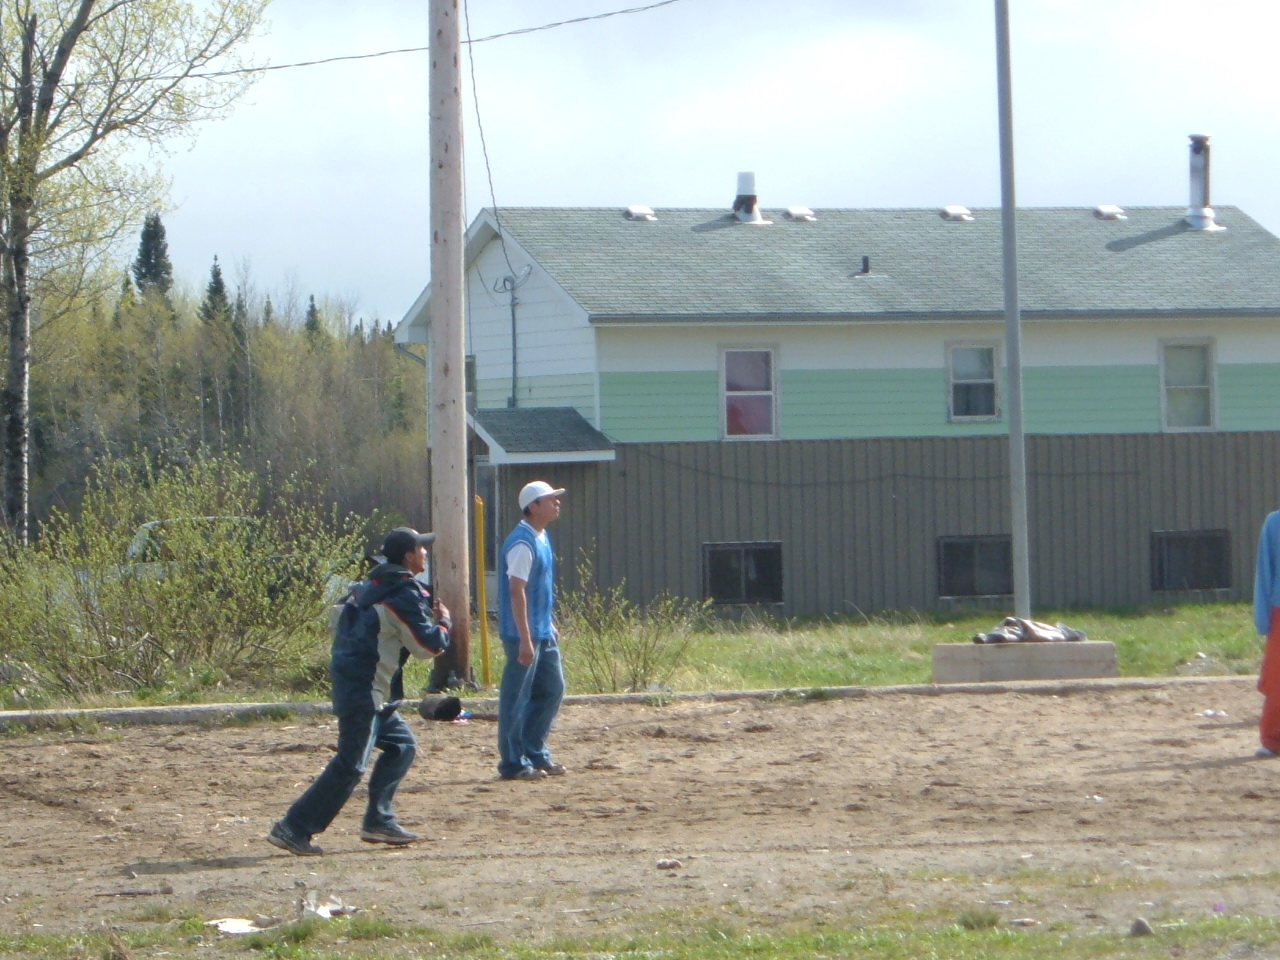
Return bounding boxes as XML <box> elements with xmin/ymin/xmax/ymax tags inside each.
<box><xmin>972</xmin><ymin>617</ymin><xmax>1088</xmax><ymax>644</ymax></box>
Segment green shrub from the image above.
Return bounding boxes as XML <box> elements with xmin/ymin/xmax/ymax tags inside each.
<box><xmin>0</xmin><ymin>449</ymin><xmax>366</xmax><ymax>702</ymax></box>
<box><xmin>559</xmin><ymin>552</ymin><xmax>711</xmax><ymax>693</ymax></box>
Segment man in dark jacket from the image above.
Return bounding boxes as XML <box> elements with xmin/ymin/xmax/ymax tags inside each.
<box><xmin>268</xmin><ymin>527</ymin><xmax>450</xmax><ymax>856</ymax></box>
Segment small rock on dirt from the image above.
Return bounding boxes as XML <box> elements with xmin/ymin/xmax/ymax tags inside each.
<box><xmin>1130</xmin><ymin>917</ymin><xmax>1154</xmax><ymax>936</ymax></box>
<box><xmin>656</xmin><ymin>859</ymin><xmax>682</xmax><ymax>870</ymax></box>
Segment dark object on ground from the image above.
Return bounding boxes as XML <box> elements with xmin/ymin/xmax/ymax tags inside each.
<box><xmin>419</xmin><ymin>695</ymin><xmax>464</xmax><ymax>721</ymax></box>
<box><xmin>973</xmin><ymin>617</ymin><xmax>1088</xmax><ymax>644</ymax></box>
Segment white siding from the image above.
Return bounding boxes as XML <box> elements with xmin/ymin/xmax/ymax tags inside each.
<box><xmin>597</xmin><ymin>318</ymin><xmax>1280</xmax><ymax>373</ymax></box>
<box><xmin>467</xmin><ymin>238</ymin><xmax>596</xmax><ymax>413</ymax></box>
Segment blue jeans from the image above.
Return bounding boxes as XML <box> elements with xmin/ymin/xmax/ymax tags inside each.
<box><xmin>282</xmin><ymin>707</ymin><xmax>417</xmax><ymax>838</ymax></box>
<box><xmin>497</xmin><ymin>636</ymin><xmax>565</xmax><ymax>778</ymax></box>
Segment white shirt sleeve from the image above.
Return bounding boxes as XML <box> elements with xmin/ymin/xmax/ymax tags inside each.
<box><xmin>506</xmin><ymin>542</ymin><xmax>534</xmax><ymax>582</ymax></box>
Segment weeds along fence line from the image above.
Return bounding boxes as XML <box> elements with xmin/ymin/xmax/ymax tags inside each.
<box><xmin>0</xmin><ymin>450</ymin><xmax>368</xmax><ymax>707</ymax></box>
<box><xmin>558</xmin><ymin>551</ymin><xmax>712</xmax><ymax>693</ymax></box>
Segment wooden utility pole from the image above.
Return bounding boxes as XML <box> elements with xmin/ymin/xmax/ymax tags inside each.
<box><xmin>427</xmin><ymin>0</ymin><xmax>471</xmax><ymax>685</ymax></box>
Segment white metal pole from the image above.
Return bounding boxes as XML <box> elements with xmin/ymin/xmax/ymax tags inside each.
<box><xmin>429</xmin><ymin>0</ymin><xmax>471</xmax><ymax>680</ymax></box>
<box><xmin>994</xmin><ymin>0</ymin><xmax>1031</xmax><ymax>618</ymax></box>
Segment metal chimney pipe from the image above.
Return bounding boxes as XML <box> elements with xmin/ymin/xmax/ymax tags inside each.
<box><xmin>733</xmin><ymin>171</ymin><xmax>762</xmax><ymax>223</ymax></box>
<box><xmin>1185</xmin><ymin>134</ymin><xmax>1225</xmax><ymax>232</ymax></box>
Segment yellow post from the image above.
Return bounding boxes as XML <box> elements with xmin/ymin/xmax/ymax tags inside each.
<box><xmin>473</xmin><ymin>494</ymin><xmax>491</xmax><ymax>686</ymax></box>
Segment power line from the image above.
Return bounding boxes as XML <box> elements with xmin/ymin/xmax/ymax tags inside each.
<box><xmin>185</xmin><ymin>0</ymin><xmax>693</xmax><ymax>80</ymax></box>
<box><xmin>467</xmin><ymin>0</ymin><xmax>691</xmax><ymax>44</ymax></box>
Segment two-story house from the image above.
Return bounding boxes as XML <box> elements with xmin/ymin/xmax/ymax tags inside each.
<box><xmin>397</xmin><ymin>138</ymin><xmax>1280</xmax><ymax>617</ymax></box>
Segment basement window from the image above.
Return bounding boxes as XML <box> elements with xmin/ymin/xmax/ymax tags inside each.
<box><xmin>938</xmin><ymin>536</ymin><xmax>1012</xmax><ymax>598</ymax></box>
<box><xmin>1150</xmin><ymin>530</ymin><xmax>1230</xmax><ymax>591</ymax></box>
<box><xmin>705</xmin><ymin>542</ymin><xmax>783</xmax><ymax>604</ymax></box>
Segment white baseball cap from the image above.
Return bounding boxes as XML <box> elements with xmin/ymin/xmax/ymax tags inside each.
<box><xmin>518</xmin><ymin>480</ymin><xmax>566</xmax><ymax>510</ymax></box>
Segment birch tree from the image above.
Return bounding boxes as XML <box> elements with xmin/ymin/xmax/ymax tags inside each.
<box><xmin>0</xmin><ymin>0</ymin><xmax>268</xmax><ymax>541</ymax></box>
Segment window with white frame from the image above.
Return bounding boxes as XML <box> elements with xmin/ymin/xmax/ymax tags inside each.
<box><xmin>947</xmin><ymin>343</ymin><xmax>999</xmax><ymax>421</ymax></box>
<box><xmin>1161</xmin><ymin>341</ymin><xmax>1214</xmax><ymax>430</ymax></box>
<box><xmin>722</xmin><ymin>348</ymin><xmax>776</xmax><ymax>438</ymax></box>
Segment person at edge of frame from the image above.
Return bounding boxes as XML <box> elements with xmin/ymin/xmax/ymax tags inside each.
<box><xmin>1255</xmin><ymin>508</ymin><xmax>1280</xmax><ymax>759</ymax></box>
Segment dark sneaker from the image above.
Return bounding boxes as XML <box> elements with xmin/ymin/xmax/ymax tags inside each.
<box><xmin>360</xmin><ymin>823</ymin><xmax>421</xmax><ymax>845</ymax></box>
<box><xmin>502</xmin><ymin>766</ymin><xmax>548</xmax><ymax>781</ymax></box>
<box><xmin>268</xmin><ymin>819</ymin><xmax>323</xmax><ymax>857</ymax></box>
<box><xmin>535</xmin><ymin>762</ymin><xmax>567</xmax><ymax>776</ymax></box>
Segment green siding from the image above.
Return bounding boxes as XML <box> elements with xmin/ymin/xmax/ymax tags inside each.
<box><xmin>1021</xmin><ymin>367</ymin><xmax>1162</xmax><ymax>434</ymax></box>
<box><xmin>601</xmin><ymin>371</ymin><xmax>719</xmax><ymax>441</ymax></box>
<box><xmin>476</xmin><ymin>373</ymin><xmax>595</xmax><ymax>413</ymax></box>
<box><xmin>780</xmin><ymin>369</ymin><xmax>992</xmax><ymax>438</ymax></box>
<box><xmin>781</xmin><ymin>367</ymin><xmax>1166</xmax><ymax>438</ymax></box>
<box><xmin>598</xmin><ymin>364</ymin><xmax>1270</xmax><ymax>441</ymax></box>
<box><xmin>1219</xmin><ymin>365</ymin><xmax>1280</xmax><ymax>431</ymax></box>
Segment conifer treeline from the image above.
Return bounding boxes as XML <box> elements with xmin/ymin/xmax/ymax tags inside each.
<box><xmin>31</xmin><ymin>216</ymin><xmax>428</xmax><ymax>533</ymax></box>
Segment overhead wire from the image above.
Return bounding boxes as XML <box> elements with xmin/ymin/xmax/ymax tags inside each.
<box><xmin>180</xmin><ymin>0</ymin><xmax>694</xmax><ymax>80</ymax></box>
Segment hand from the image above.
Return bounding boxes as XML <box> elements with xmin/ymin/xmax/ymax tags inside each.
<box><xmin>433</xmin><ymin>598</ymin><xmax>450</xmax><ymax>622</ymax></box>
<box><xmin>518</xmin><ymin>637</ymin><xmax>535</xmax><ymax>666</ymax></box>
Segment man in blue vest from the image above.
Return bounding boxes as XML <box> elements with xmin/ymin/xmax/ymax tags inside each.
<box><xmin>497</xmin><ymin>480</ymin><xmax>567</xmax><ymax>780</ymax></box>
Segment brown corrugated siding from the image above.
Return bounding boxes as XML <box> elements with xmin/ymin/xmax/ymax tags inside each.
<box><xmin>488</xmin><ymin>432</ymin><xmax>1280</xmax><ymax>617</ymax></box>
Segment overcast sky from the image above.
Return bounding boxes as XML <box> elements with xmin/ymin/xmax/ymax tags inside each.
<box><xmin>155</xmin><ymin>0</ymin><xmax>1280</xmax><ymax>325</ymax></box>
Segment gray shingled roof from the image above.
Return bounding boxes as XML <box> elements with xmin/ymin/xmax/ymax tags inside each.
<box><xmin>472</xmin><ymin>407</ymin><xmax>613</xmax><ymax>455</ymax></box>
<box><xmin>486</xmin><ymin>206</ymin><xmax>1280</xmax><ymax>321</ymax></box>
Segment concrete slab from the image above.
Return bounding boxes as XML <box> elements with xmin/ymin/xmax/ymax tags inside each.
<box><xmin>932</xmin><ymin>641</ymin><xmax>1118</xmax><ymax>684</ymax></box>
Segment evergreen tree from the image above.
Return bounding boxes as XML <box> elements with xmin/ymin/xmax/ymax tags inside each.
<box><xmin>304</xmin><ymin>294</ymin><xmax>325</xmax><ymax>341</ymax></box>
<box><xmin>261</xmin><ymin>296</ymin><xmax>275</xmax><ymax>327</ymax></box>
<box><xmin>196</xmin><ymin>257</ymin><xmax>240</xmax><ymax>443</ymax></box>
<box><xmin>131</xmin><ymin>214</ymin><xmax>174</xmax><ymax>297</ymax></box>
<box><xmin>199</xmin><ymin>257</ymin><xmax>231</xmax><ymax>325</ymax></box>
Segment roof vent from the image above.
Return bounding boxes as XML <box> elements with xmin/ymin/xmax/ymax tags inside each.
<box><xmin>625</xmin><ymin>205</ymin><xmax>656</xmax><ymax>221</ymax></box>
<box><xmin>941</xmin><ymin>205</ymin><xmax>974</xmax><ymax>222</ymax></box>
<box><xmin>1094</xmin><ymin>204</ymin><xmax>1128</xmax><ymax>220</ymax></box>
<box><xmin>732</xmin><ymin>172</ymin><xmax>770</xmax><ymax>224</ymax></box>
<box><xmin>784</xmin><ymin>206</ymin><xmax>816</xmax><ymax>222</ymax></box>
<box><xmin>1185</xmin><ymin>134</ymin><xmax>1225</xmax><ymax>232</ymax></box>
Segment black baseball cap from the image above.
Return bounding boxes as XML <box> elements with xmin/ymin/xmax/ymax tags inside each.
<box><xmin>379</xmin><ymin>527</ymin><xmax>437</xmax><ymax>564</ymax></box>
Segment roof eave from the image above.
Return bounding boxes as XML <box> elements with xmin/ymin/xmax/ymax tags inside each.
<box><xmin>395</xmin><ymin>213</ymin><xmax>505</xmax><ymax>343</ymax></box>
<box><xmin>467</xmin><ymin>411</ymin><xmax>616</xmax><ymax>465</ymax></box>
<box><xmin>484</xmin><ymin>449</ymin><xmax>617</xmax><ymax>466</ymax></box>
<box><xmin>588</xmin><ymin>308</ymin><xmax>1280</xmax><ymax>325</ymax></box>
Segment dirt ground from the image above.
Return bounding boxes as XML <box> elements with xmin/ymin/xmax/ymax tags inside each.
<box><xmin>2</xmin><ymin>676</ymin><xmax>1279</xmax><ymax>945</ymax></box>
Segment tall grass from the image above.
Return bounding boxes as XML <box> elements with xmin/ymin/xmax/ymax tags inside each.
<box><xmin>443</xmin><ymin>603</ymin><xmax>1260</xmax><ymax>697</ymax></box>
<box><xmin>610</xmin><ymin>604</ymin><xmax>1260</xmax><ymax>693</ymax></box>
